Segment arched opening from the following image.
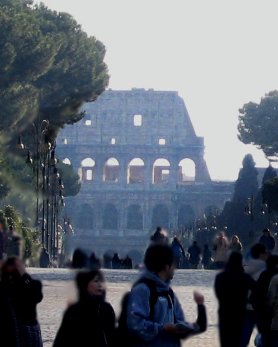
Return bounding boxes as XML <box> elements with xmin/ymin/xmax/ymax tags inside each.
<box><xmin>103</xmin><ymin>158</ymin><xmax>120</xmax><ymax>182</ymax></box>
<box><xmin>75</xmin><ymin>203</ymin><xmax>94</xmax><ymax>229</ymax></box>
<box><xmin>178</xmin><ymin>158</ymin><xmax>196</xmax><ymax>182</ymax></box>
<box><xmin>80</xmin><ymin>158</ymin><xmax>95</xmax><ymax>181</ymax></box>
<box><xmin>153</xmin><ymin>158</ymin><xmax>170</xmax><ymax>184</ymax></box>
<box><xmin>102</xmin><ymin>204</ymin><xmax>118</xmax><ymax>230</ymax></box>
<box><xmin>152</xmin><ymin>204</ymin><xmax>169</xmax><ymax>229</ymax></box>
<box><xmin>127</xmin><ymin>158</ymin><xmax>145</xmax><ymax>184</ymax></box>
<box><xmin>127</xmin><ymin>204</ymin><xmax>143</xmax><ymax>230</ymax></box>
<box><xmin>177</xmin><ymin>204</ymin><xmax>195</xmax><ymax>228</ymax></box>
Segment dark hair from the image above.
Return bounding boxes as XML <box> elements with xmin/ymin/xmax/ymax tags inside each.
<box><xmin>75</xmin><ymin>269</ymin><xmax>104</xmax><ymax>299</ymax></box>
<box><xmin>144</xmin><ymin>244</ymin><xmax>174</xmax><ymax>273</ymax></box>
<box><xmin>225</xmin><ymin>251</ymin><xmax>243</xmax><ymax>272</ymax></box>
<box><xmin>250</xmin><ymin>243</ymin><xmax>267</xmax><ymax>259</ymax></box>
<box><xmin>263</xmin><ymin>228</ymin><xmax>270</xmax><ymax>233</ymax></box>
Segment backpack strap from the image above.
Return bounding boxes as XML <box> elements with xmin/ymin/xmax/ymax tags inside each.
<box><xmin>133</xmin><ymin>277</ymin><xmax>174</xmax><ymax>319</ymax></box>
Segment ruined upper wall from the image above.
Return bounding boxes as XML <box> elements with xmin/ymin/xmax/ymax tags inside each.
<box><xmin>57</xmin><ymin>88</ymin><xmax>204</xmax><ymax>147</ymax></box>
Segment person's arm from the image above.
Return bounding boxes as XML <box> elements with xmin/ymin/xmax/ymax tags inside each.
<box><xmin>127</xmin><ymin>283</ymin><xmax>164</xmax><ymax>341</ymax></box>
<box><xmin>267</xmin><ymin>275</ymin><xmax>278</xmax><ymax>315</ymax></box>
<box><xmin>164</xmin><ymin>291</ymin><xmax>206</xmax><ymax>339</ymax></box>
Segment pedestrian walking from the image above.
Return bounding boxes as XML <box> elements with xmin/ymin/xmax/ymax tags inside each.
<box><xmin>240</xmin><ymin>243</ymin><xmax>268</xmax><ymax>347</ymax></box>
<box><xmin>202</xmin><ymin>243</ymin><xmax>212</xmax><ymax>269</ymax></box>
<box><xmin>212</xmin><ymin>231</ymin><xmax>229</xmax><ymax>269</ymax></box>
<box><xmin>170</xmin><ymin>236</ymin><xmax>186</xmax><ymax>269</ymax></box>
<box><xmin>0</xmin><ymin>256</ymin><xmax>43</xmax><ymax>347</ymax></box>
<box><xmin>53</xmin><ymin>269</ymin><xmax>116</xmax><ymax>347</ymax></box>
<box><xmin>125</xmin><ymin>243</ymin><xmax>207</xmax><ymax>346</ymax></box>
<box><xmin>188</xmin><ymin>241</ymin><xmax>201</xmax><ymax>269</ymax></box>
<box><xmin>229</xmin><ymin>235</ymin><xmax>243</xmax><ymax>254</ymax></box>
<box><xmin>149</xmin><ymin>226</ymin><xmax>170</xmax><ymax>245</ymax></box>
<box><xmin>214</xmin><ymin>251</ymin><xmax>256</xmax><ymax>347</ymax></box>
<box><xmin>39</xmin><ymin>247</ymin><xmax>50</xmax><ymax>268</ymax></box>
<box><xmin>251</xmin><ymin>254</ymin><xmax>278</xmax><ymax>347</ymax></box>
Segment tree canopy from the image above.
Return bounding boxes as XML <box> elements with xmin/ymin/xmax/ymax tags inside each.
<box><xmin>0</xmin><ymin>0</ymin><xmax>109</xmax><ymax>221</ymax></box>
<box><xmin>238</xmin><ymin>90</ymin><xmax>278</xmax><ymax>160</ymax></box>
<box><xmin>0</xmin><ymin>0</ymin><xmax>109</xmax><ymax>147</ymax></box>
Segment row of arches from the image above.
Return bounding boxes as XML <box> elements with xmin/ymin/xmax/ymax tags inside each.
<box><xmin>63</xmin><ymin>157</ymin><xmax>197</xmax><ymax>184</ymax></box>
<box><xmin>75</xmin><ymin>203</ymin><xmax>200</xmax><ymax>230</ymax></box>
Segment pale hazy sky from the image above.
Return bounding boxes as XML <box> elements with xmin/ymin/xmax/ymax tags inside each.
<box><xmin>34</xmin><ymin>0</ymin><xmax>278</xmax><ymax>181</ymax></box>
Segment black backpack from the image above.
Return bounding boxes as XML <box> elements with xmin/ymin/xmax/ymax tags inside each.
<box><xmin>116</xmin><ymin>277</ymin><xmax>174</xmax><ymax>347</ymax></box>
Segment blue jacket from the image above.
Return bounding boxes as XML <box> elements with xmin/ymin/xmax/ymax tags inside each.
<box><xmin>127</xmin><ymin>270</ymin><xmax>200</xmax><ymax>347</ymax></box>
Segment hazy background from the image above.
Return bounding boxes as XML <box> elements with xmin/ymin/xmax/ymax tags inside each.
<box><xmin>34</xmin><ymin>0</ymin><xmax>278</xmax><ymax>181</ymax></box>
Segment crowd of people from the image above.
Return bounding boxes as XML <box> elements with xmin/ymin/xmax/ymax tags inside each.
<box><xmin>0</xmin><ymin>225</ymin><xmax>278</xmax><ymax>346</ymax></box>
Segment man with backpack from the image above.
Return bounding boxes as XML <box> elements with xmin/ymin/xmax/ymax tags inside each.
<box><xmin>119</xmin><ymin>243</ymin><xmax>207</xmax><ymax>347</ymax></box>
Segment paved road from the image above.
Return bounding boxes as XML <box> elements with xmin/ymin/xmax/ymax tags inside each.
<box><xmin>29</xmin><ymin>268</ymin><xmax>257</xmax><ymax>347</ymax></box>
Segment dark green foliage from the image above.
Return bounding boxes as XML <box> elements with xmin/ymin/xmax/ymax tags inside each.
<box><xmin>262</xmin><ymin>164</ymin><xmax>277</xmax><ymax>185</ymax></box>
<box><xmin>0</xmin><ymin>0</ymin><xmax>108</xmax><ymax>233</ymax></box>
<box><xmin>238</xmin><ymin>90</ymin><xmax>278</xmax><ymax>159</ymax></box>
<box><xmin>56</xmin><ymin>162</ymin><xmax>81</xmax><ymax>197</ymax></box>
<box><xmin>233</xmin><ymin>154</ymin><xmax>259</xmax><ymax>203</ymax></box>
<box><xmin>0</xmin><ymin>205</ymin><xmax>40</xmax><ymax>261</ymax></box>
<box><xmin>218</xmin><ymin>154</ymin><xmax>260</xmax><ymax>246</ymax></box>
<box><xmin>262</xmin><ymin>177</ymin><xmax>278</xmax><ymax>213</ymax></box>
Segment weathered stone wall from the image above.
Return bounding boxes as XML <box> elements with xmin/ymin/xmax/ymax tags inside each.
<box><xmin>56</xmin><ymin>89</ymin><xmax>233</xmax><ymax>260</ymax></box>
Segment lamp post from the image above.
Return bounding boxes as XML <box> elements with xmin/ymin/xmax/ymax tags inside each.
<box><xmin>261</xmin><ymin>202</ymin><xmax>271</xmax><ymax>228</ymax></box>
<box><xmin>244</xmin><ymin>195</ymin><xmax>255</xmax><ymax>239</ymax></box>
<box><xmin>17</xmin><ymin>120</ymin><xmax>65</xmax><ymax>262</ymax></box>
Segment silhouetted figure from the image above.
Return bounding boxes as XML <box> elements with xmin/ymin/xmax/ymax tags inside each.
<box><xmin>241</xmin><ymin>243</ymin><xmax>268</xmax><ymax>347</ymax></box>
<box><xmin>53</xmin><ymin>269</ymin><xmax>116</xmax><ymax>347</ymax></box>
<box><xmin>171</xmin><ymin>236</ymin><xmax>186</xmax><ymax>269</ymax></box>
<box><xmin>250</xmin><ymin>254</ymin><xmax>278</xmax><ymax>347</ymax></box>
<box><xmin>229</xmin><ymin>235</ymin><xmax>243</xmax><ymax>254</ymax></box>
<box><xmin>212</xmin><ymin>231</ymin><xmax>230</xmax><ymax>269</ymax></box>
<box><xmin>0</xmin><ymin>256</ymin><xmax>43</xmax><ymax>347</ymax></box>
<box><xmin>39</xmin><ymin>247</ymin><xmax>50</xmax><ymax>268</ymax></box>
<box><xmin>103</xmin><ymin>253</ymin><xmax>112</xmax><ymax>269</ymax></box>
<box><xmin>214</xmin><ymin>252</ymin><xmax>256</xmax><ymax>347</ymax></box>
<box><xmin>89</xmin><ymin>252</ymin><xmax>101</xmax><ymax>270</ymax></box>
<box><xmin>71</xmin><ymin>248</ymin><xmax>88</xmax><ymax>269</ymax></box>
<box><xmin>122</xmin><ymin>255</ymin><xmax>133</xmax><ymax>269</ymax></box>
<box><xmin>112</xmin><ymin>253</ymin><xmax>121</xmax><ymax>269</ymax></box>
<box><xmin>188</xmin><ymin>241</ymin><xmax>201</xmax><ymax>269</ymax></box>
<box><xmin>149</xmin><ymin>226</ymin><xmax>170</xmax><ymax>245</ymax></box>
<box><xmin>202</xmin><ymin>243</ymin><xmax>212</xmax><ymax>269</ymax></box>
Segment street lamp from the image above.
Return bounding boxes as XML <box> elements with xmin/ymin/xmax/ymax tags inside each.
<box><xmin>244</xmin><ymin>195</ymin><xmax>255</xmax><ymax>239</ymax></box>
<box><xmin>17</xmin><ymin>120</ymin><xmax>65</xmax><ymax>262</ymax></box>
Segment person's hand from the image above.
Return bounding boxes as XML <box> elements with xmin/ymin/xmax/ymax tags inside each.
<box><xmin>163</xmin><ymin>323</ymin><xmax>185</xmax><ymax>335</ymax></box>
<box><xmin>193</xmin><ymin>290</ymin><xmax>204</xmax><ymax>305</ymax></box>
<box><xmin>163</xmin><ymin>323</ymin><xmax>177</xmax><ymax>333</ymax></box>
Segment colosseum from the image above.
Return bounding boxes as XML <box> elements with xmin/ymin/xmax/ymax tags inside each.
<box><xmin>56</xmin><ymin>88</ymin><xmax>233</xmax><ymax>262</ymax></box>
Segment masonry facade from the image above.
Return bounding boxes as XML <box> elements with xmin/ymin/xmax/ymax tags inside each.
<box><xmin>56</xmin><ymin>88</ymin><xmax>233</xmax><ymax>262</ymax></box>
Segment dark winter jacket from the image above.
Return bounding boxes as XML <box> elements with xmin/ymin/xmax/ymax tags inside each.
<box><xmin>53</xmin><ymin>295</ymin><xmax>116</xmax><ymax>347</ymax></box>
<box><xmin>0</xmin><ymin>273</ymin><xmax>43</xmax><ymax>347</ymax></box>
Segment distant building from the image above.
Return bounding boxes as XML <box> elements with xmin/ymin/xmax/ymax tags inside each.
<box><xmin>56</xmin><ymin>88</ymin><xmax>233</xmax><ymax>261</ymax></box>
